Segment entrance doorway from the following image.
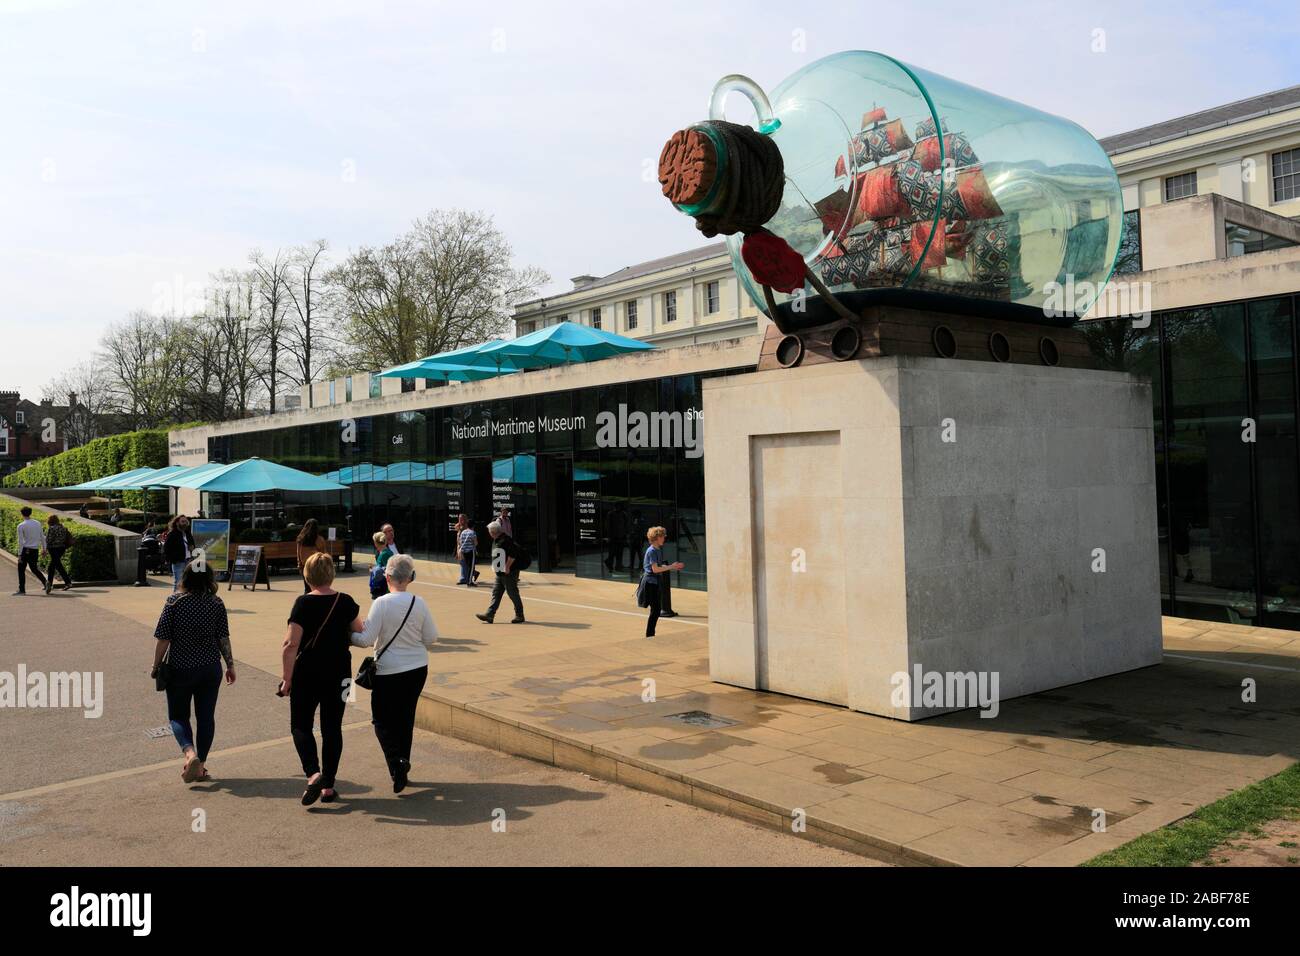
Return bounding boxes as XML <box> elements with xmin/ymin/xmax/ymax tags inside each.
<box><xmin>537</xmin><ymin>455</ymin><xmax>575</xmax><ymax>572</ymax></box>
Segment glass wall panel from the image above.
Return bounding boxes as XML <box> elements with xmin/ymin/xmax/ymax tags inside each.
<box><xmin>208</xmin><ymin>369</ymin><xmax>723</xmax><ymax>590</ymax></box>
<box><xmin>1248</xmin><ymin>297</ymin><xmax>1300</xmax><ymax>628</ymax></box>
<box><xmin>1164</xmin><ymin>305</ymin><xmax>1257</xmax><ymax>625</ymax></box>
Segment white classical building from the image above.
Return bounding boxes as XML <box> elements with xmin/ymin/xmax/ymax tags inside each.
<box><xmin>511</xmin><ymin>83</ymin><xmax>1300</xmax><ymax>351</ymax></box>
<box><xmin>510</xmin><ymin>244</ymin><xmax>765</xmax><ymax>349</ymax></box>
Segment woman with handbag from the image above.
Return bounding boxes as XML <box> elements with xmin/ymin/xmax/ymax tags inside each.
<box><xmin>151</xmin><ymin>560</ymin><xmax>236</xmax><ymax>783</ymax></box>
<box><xmin>640</xmin><ymin>526</ymin><xmax>684</xmax><ymax>640</ymax></box>
<box><xmin>279</xmin><ymin>552</ymin><xmax>362</xmax><ymax>806</ymax></box>
<box><xmin>352</xmin><ymin>555</ymin><xmax>438</xmax><ymax>793</ymax></box>
<box><xmin>369</xmin><ymin>530</ymin><xmax>394</xmax><ymax>599</ymax></box>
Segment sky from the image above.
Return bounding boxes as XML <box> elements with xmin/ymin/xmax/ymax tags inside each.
<box><xmin>2</xmin><ymin>0</ymin><xmax>1298</xmax><ymax>398</ymax></box>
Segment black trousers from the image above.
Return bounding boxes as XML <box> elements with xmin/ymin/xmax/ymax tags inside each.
<box><xmin>371</xmin><ymin>665</ymin><xmax>427</xmax><ymax>776</ymax></box>
<box><xmin>290</xmin><ymin>672</ymin><xmax>348</xmax><ymax>788</ymax></box>
<box><xmin>485</xmin><ymin>571</ymin><xmax>523</xmax><ymax>620</ymax></box>
<box><xmin>645</xmin><ymin>582</ymin><xmax>661</xmax><ymax>636</ymax></box>
<box><xmin>17</xmin><ymin>548</ymin><xmax>46</xmax><ymax>592</ymax></box>
<box><xmin>47</xmin><ymin>548</ymin><xmax>71</xmax><ymax>588</ymax></box>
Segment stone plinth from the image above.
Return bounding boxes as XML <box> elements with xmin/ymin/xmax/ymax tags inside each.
<box><xmin>702</xmin><ymin>355</ymin><xmax>1162</xmax><ymax>720</ymax></box>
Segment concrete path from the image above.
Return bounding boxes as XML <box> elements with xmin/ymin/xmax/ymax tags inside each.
<box><xmin>8</xmin><ymin>553</ymin><xmax>1300</xmax><ymax>866</ymax></box>
<box><xmin>0</xmin><ymin>580</ymin><xmax>870</xmax><ymax>866</ymax></box>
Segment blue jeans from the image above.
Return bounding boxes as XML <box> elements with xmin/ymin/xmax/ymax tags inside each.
<box><xmin>457</xmin><ymin>549</ymin><xmax>475</xmax><ymax>584</ymax></box>
<box><xmin>166</xmin><ymin>662</ymin><xmax>223</xmax><ymax>761</ymax></box>
<box><xmin>171</xmin><ymin>561</ymin><xmax>187</xmax><ymax>587</ymax></box>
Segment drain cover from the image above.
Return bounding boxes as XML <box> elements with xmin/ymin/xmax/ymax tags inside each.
<box><xmin>144</xmin><ymin>726</ymin><xmax>171</xmax><ymax>739</ymax></box>
<box><xmin>667</xmin><ymin>710</ymin><xmax>737</xmax><ymax>729</ymax></box>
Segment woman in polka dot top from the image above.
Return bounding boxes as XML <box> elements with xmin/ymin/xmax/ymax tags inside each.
<box><xmin>151</xmin><ymin>560</ymin><xmax>236</xmax><ymax>784</ymax></box>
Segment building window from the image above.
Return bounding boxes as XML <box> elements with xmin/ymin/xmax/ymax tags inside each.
<box><xmin>369</xmin><ymin>375</ymin><xmax>382</xmax><ymax>399</ymax></box>
<box><xmin>554</xmin><ymin>314</ymin><xmax>567</xmax><ymax>326</ymax></box>
<box><xmin>520</xmin><ymin>321</ymin><xmax>535</xmax><ymax>334</ymax></box>
<box><xmin>1272</xmin><ymin>148</ymin><xmax>1300</xmax><ymax>203</ymax></box>
<box><xmin>591</xmin><ymin>307</ymin><xmax>602</xmax><ymax>330</ymax></box>
<box><xmin>345</xmin><ymin>376</ymin><xmax>353</xmax><ymax>402</ymax></box>
<box><xmin>329</xmin><ymin>380</ymin><xmax>336</xmax><ymax>405</ymax></box>
<box><xmin>706</xmin><ymin>281</ymin><xmax>720</xmax><ymax>314</ymax></box>
<box><xmin>0</xmin><ymin>430</ymin><xmax>7</xmax><ymax>455</ymax></box>
<box><xmin>664</xmin><ymin>290</ymin><xmax>677</xmax><ymax>323</ymax></box>
<box><xmin>1224</xmin><ymin>221</ymin><xmax>1297</xmax><ymax>257</ymax></box>
<box><xmin>626</xmin><ymin>300</ymin><xmax>638</xmax><ymax>330</ymax></box>
<box><xmin>1164</xmin><ymin>171</ymin><xmax>1197</xmax><ymax>202</ymax></box>
<box><xmin>401</xmin><ymin>378</ymin><xmax>416</xmax><ymax>393</ymax></box>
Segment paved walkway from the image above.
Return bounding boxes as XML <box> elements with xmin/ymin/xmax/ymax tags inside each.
<box><xmin>0</xmin><ymin>580</ymin><xmax>869</xmax><ymax>866</ymax></box>
<box><xmin>22</xmin><ymin>556</ymin><xmax>1300</xmax><ymax>866</ymax></box>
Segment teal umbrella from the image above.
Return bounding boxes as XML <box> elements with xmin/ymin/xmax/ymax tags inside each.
<box><xmin>376</xmin><ymin>360</ymin><xmax>521</xmax><ymax>382</ymax></box>
<box><xmin>62</xmin><ymin>467</ymin><xmax>157</xmax><ymax>491</ymax></box>
<box><xmin>168</xmin><ymin>457</ymin><xmax>346</xmax><ymax>493</ymax></box>
<box><xmin>94</xmin><ymin>464</ymin><xmax>190</xmax><ymax>490</ymax></box>
<box><xmin>467</xmin><ymin>321</ymin><xmax>654</xmax><ymax>368</ymax></box>
<box><xmin>151</xmin><ymin>461</ymin><xmax>228</xmax><ymax>487</ymax></box>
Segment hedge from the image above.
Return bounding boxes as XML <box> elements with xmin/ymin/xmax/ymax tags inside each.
<box><xmin>0</xmin><ymin>498</ymin><xmax>119</xmax><ymax>582</ymax></box>
<box><xmin>2</xmin><ymin>428</ymin><xmax>171</xmax><ymax>495</ymax></box>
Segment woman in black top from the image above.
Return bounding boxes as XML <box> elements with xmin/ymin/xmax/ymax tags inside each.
<box><xmin>151</xmin><ymin>562</ymin><xmax>236</xmax><ymax>784</ymax></box>
<box><xmin>163</xmin><ymin>515</ymin><xmax>194</xmax><ymax>591</ymax></box>
<box><xmin>280</xmin><ymin>552</ymin><xmax>363</xmax><ymax>805</ymax></box>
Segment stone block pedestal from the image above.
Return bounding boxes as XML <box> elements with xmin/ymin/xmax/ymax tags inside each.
<box><xmin>702</xmin><ymin>354</ymin><xmax>1162</xmax><ymax>720</ymax></box>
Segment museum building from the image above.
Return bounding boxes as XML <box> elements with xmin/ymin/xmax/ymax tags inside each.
<box><xmin>172</xmin><ymin>83</ymin><xmax>1300</xmax><ymax>626</ymax></box>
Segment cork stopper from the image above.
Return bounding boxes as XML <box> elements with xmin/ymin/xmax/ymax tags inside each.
<box><xmin>658</xmin><ymin>128</ymin><xmax>717</xmax><ymax>207</ymax></box>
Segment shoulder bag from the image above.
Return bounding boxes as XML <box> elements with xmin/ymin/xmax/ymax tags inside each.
<box><xmin>154</xmin><ymin>595</ymin><xmax>180</xmax><ymax>691</ymax></box>
<box><xmin>355</xmin><ymin>595</ymin><xmax>416</xmax><ymax>690</ymax></box>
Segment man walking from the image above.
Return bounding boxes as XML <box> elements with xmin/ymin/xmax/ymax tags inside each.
<box><xmin>475</xmin><ymin>520</ymin><xmax>526</xmax><ymax>624</ymax></box>
<box><xmin>13</xmin><ymin>507</ymin><xmax>48</xmax><ymax>596</ymax></box>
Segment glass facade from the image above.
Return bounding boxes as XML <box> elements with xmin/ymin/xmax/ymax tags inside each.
<box><xmin>1084</xmin><ymin>294</ymin><xmax>1300</xmax><ymax>630</ymax></box>
<box><xmin>208</xmin><ymin>370</ymin><xmax>739</xmax><ymax>591</ymax></box>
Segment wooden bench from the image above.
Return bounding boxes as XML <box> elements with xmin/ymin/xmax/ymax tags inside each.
<box><xmin>245</xmin><ymin>539</ymin><xmax>354</xmax><ymax>574</ymax></box>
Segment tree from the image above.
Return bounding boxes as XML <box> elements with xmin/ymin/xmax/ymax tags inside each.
<box><xmin>284</xmin><ymin>239</ymin><xmax>334</xmax><ymax>390</ymax></box>
<box><xmin>98</xmin><ymin>312</ymin><xmax>189</xmax><ymax>430</ymax></box>
<box><xmin>249</xmin><ymin>248</ymin><xmax>293</xmax><ymax>413</ymax></box>
<box><xmin>207</xmin><ymin>268</ymin><xmax>264</xmax><ymax>417</ymax></box>
<box><xmin>329</xmin><ymin>209</ymin><xmax>547</xmax><ymax>370</ymax></box>
<box><xmin>41</xmin><ymin>361</ymin><xmax>114</xmax><ymax>447</ymax></box>
<box><xmin>325</xmin><ymin>236</ymin><xmax>423</xmax><ymax>372</ymax></box>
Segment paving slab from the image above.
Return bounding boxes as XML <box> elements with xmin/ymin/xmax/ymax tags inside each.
<box><xmin>31</xmin><ymin>554</ymin><xmax>1300</xmax><ymax>867</ymax></box>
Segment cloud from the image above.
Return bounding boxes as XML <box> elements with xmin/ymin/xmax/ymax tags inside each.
<box><xmin>1</xmin><ymin>0</ymin><xmax>1296</xmax><ymax>395</ymax></box>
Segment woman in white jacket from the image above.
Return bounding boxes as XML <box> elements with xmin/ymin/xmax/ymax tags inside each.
<box><xmin>351</xmin><ymin>554</ymin><xmax>438</xmax><ymax>792</ymax></box>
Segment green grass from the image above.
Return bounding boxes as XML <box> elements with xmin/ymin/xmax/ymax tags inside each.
<box><xmin>1084</xmin><ymin>762</ymin><xmax>1300</xmax><ymax>867</ymax></box>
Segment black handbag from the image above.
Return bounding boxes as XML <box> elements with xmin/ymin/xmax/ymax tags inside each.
<box><xmin>154</xmin><ymin>646</ymin><xmax>171</xmax><ymax>692</ymax></box>
<box><xmin>154</xmin><ymin>597</ymin><xmax>178</xmax><ymax>691</ymax></box>
<box><xmin>355</xmin><ymin>595</ymin><xmax>416</xmax><ymax>690</ymax></box>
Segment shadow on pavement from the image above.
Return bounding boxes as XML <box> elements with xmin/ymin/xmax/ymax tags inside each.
<box><xmin>193</xmin><ymin>776</ymin><xmax>602</xmax><ymax>825</ymax></box>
